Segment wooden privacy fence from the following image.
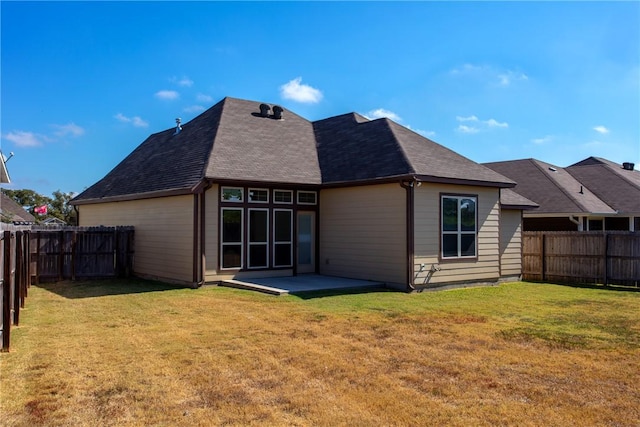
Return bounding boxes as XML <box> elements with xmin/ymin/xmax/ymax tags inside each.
<box><xmin>31</xmin><ymin>226</ymin><xmax>135</xmax><ymax>283</ymax></box>
<box><xmin>522</xmin><ymin>231</ymin><xmax>640</xmax><ymax>287</ymax></box>
<box><xmin>1</xmin><ymin>229</ymin><xmax>31</xmax><ymax>352</ymax></box>
<box><xmin>1</xmin><ymin>226</ymin><xmax>134</xmax><ymax>351</ymax></box>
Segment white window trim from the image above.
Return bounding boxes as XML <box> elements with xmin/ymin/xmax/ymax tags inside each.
<box><xmin>248</xmin><ymin>208</ymin><xmax>269</xmax><ymax>269</ymax></box>
<box><xmin>273</xmin><ymin>189</ymin><xmax>293</xmax><ymax>204</ymax></box>
<box><xmin>220</xmin><ymin>207</ymin><xmax>243</xmax><ymax>270</ymax></box>
<box><xmin>273</xmin><ymin>208</ymin><xmax>293</xmax><ymax>267</ymax></box>
<box><xmin>297</xmin><ymin>190</ymin><xmax>317</xmax><ymax>205</ymax></box>
<box><xmin>248</xmin><ymin>188</ymin><xmax>269</xmax><ymax>204</ymax></box>
<box><xmin>221</xmin><ymin>186</ymin><xmax>244</xmax><ymax>203</ymax></box>
<box><xmin>441</xmin><ymin>195</ymin><xmax>477</xmax><ymax>259</ymax></box>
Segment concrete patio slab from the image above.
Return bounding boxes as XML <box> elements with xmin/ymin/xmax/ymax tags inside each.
<box><xmin>221</xmin><ymin>274</ymin><xmax>384</xmax><ymax>295</ymax></box>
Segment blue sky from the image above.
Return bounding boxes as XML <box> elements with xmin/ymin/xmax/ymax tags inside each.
<box><xmin>1</xmin><ymin>1</ymin><xmax>639</xmax><ymax>197</ymax></box>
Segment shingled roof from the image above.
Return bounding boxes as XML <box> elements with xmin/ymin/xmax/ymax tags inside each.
<box><xmin>484</xmin><ymin>158</ymin><xmax>616</xmax><ymax>215</ymax></box>
<box><xmin>567</xmin><ymin>157</ymin><xmax>640</xmax><ymax>214</ymax></box>
<box><xmin>1</xmin><ymin>192</ymin><xmax>36</xmax><ymax>223</ymax></box>
<box><xmin>73</xmin><ymin>97</ymin><xmax>514</xmax><ymax>204</ymax></box>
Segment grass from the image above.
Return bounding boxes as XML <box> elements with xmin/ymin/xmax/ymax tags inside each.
<box><xmin>1</xmin><ymin>279</ymin><xmax>639</xmax><ymax>426</ymax></box>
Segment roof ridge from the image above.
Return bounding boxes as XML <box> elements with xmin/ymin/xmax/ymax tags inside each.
<box><xmin>383</xmin><ymin>119</ymin><xmax>417</xmax><ymax>176</ymax></box>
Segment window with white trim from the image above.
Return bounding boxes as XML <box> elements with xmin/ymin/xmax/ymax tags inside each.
<box><xmin>441</xmin><ymin>195</ymin><xmax>477</xmax><ymax>258</ymax></box>
<box><xmin>273</xmin><ymin>190</ymin><xmax>293</xmax><ymax>204</ymax></box>
<box><xmin>248</xmin><ymin>209</ymin><xmax>268</xmax><ymax>268</ymax></box>
<box><xmin>221</xmin><ymin>208</ymin><xmax>243</xmax><ymax>269</ymax></box>
<box><xmin>273</xmin><ymin>209</ymin><xmax>293</xmax><ymax>267</ymax></box>
<box><xmin>297</xmin><ymin>191</ymin><xmax>317</xmax><ymax>205</ymax></box>
<box><xmin>248</xmin><ymin>188</ymin><xmax>269</xmax><ymax>203</ymax></box>
<box><xmin>221</xmin><ymin>187</ymin><xmax>243</xmax><ymax>202</ymax></box>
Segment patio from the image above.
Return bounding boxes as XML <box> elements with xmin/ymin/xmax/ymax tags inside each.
<box><xmin>221</xmin><ymin>274</ymin><xmax>384</xmax><ymax>295</ymax></box>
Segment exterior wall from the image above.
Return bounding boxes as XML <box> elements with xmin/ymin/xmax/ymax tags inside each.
<box><xmin>78</xmin><ymin>195</ymin><xmax>194</xmax><ymax>284</ymax></box>
<box><xmin>204</xmin><ymin>184</ymin><xmax>219</xmax><ymax>282</ymax></box>
<box><xmin>319</xmin><ymin>183</ymin><xmax>406</xmax><ymax>286</ymax></box>
<box><xmin>413</xmin><ymin>184</ymin><xmax>501</xmax><ymax>286</ymax></box>
<box><xmin>499</xmin><ymin>209</ymin><xmax>522</xmax><ymax>279</ymax></box>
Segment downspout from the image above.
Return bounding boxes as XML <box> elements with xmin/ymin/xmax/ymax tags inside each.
<box><xmin>192</xmin><ymin>180</ymin><xmax>213</xmax><ymax>288</ymax></box>
<box><xmin>73</xmin><ymin>205</ymin><xmax>80</xmax><ymax>226</ymax></box>
<box><xmin>569</xmin><ymin>215</ymin><xmax>582</xmax><ymax>231</ymax></box>
<box><xmin>400</xmin><ymin>180</ymin><xmax>416</xmax><ymax>291</ymax></box>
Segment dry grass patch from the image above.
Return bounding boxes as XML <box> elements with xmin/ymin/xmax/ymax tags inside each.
<box><xmin>1</xmin><ymin>280</ymin><xmax>639</xmax><ymax>426</ymax></box>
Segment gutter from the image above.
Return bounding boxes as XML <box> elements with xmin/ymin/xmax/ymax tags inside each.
<box><xmin>400</xmin><ymin>179</ymin><xmax>417</xmax><ymax>291</ymax></box>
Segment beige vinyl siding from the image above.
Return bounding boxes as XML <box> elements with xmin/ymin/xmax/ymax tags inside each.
<box><xmin>319</xmin><ymin>183</ymin><xmax>406</xmax><ymax>285</ymax></box>
<box><xmin>414</xmin><ymin>184</ymin><xmax>501</xmax><ymax>286</ymax></box>
<box><xmin>78</xmin><ymin>195</ymin><xmax>194</xmax><ymax>284</ymax></box>
<box><xmin>499</xmin><ymin>209</ymin><xmax>522</xmax><ymax>278</ymax></box>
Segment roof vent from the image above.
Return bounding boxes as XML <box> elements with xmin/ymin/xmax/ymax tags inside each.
<box><xmin>272</xmin><ymin>105</ymin><xmax>284</xmax><ymax>120</ymax></box>
<box><xmin>622</xmin><ymin>162</ymin><xmax>635</xmax><ymax>171</ymax></box>
<box><xmin>548</xmin><ymin>167</ymin><xmax>557</xmax><ymax>172</ymax></box>
<box><xmin>259</xmin><ymin>103</ymin><xmax>271</xmax><ymax>117</ymax></box>
<box><xmin>174</xmin><ymin>118</ymin><xmax>182</xmax><ymax>135</ymax></box>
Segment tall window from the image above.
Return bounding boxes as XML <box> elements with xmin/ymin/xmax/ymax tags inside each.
<box><xmin>248</xmin><ymin>209</ymin><xmax>268</xmax><ymax>268</ymax></box>
<box><xmin>441</xmin><ymin>195</ymin><xmax>477</xmax><ymax>258</ymax></box>
<box><xmin>221</xmin><ymin>208</ymin><xmax>243</xmax><ymax>269</ymax></box>
<box><xmin>273</xmin><ymin>209</ymin><xmax>293</xmax><ymax>267</ymax></box>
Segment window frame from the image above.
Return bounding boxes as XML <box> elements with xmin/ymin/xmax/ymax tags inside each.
<box><xmin>248</xmin><ymin>188</ymin><xmax>269</xmax><ymax>204</ymax></box>
<box><xmin>220</xmin><ymin>186</ymin><xmax>244</xmax><ymax>203</ymax></box>
<box><xmin>440</xmin><ymin>194</ymin><xmax>478</xmax><ymax>260</ymax></box>
<box><xmin>220</xmin><ymin>207</ymin><xmax>244</xmax><ymax>270</ymax></box>
<box><xmin>297</xmin><ymin>191</ymin><xmax>317</xmax><ymax>205</ymax></box>
<box><xmin>273</xmin><ymin>189</ymin><xmax>293</xmax><ymax>204</ymax></box>
<box><xmin>273</xmin><ymin>208</ymin><xmax>293</xmax><ymax>268</ymax></box>
<box><xmin>247</xmin><ymin>208</ymin><xmax>269</xmax><ymax>269</ymax></box>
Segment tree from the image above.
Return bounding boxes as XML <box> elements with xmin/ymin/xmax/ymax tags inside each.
<box><xmin>1</xmin><ymin>188</ymin><xmax>77</xmax><ymax>225</ymax></box>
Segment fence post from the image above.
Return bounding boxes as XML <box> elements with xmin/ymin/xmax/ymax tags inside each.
<box><xmin>541</xmin><ymin>233</ymin><xmax>546</xmax><ymax>282</ymax></box>
<box><xmin>604</xmin><ymin>233</ymin><xmax>609</xmax><ymax>286</ymax></box>
<box><xmin>2</xmin><ymin>231</ymin><xmax>12</xmax><ymax>352</ymax></box>
<box><xmin>13</xmin><ymin>232</ymin><xmax>21</xmax><ymax>326</ymax></box>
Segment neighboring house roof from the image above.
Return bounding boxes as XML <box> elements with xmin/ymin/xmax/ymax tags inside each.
<box><xmin>0</xmin><ymin>192</ymin><xmax>36</xmax><ymax>223</ymax></box>
<box><xmin>484</xmin><ymin>158</ymin><xmax>616</xmax><ymax>215</ymax></box>
<box><xmin>567</xmin><ymin>157</ymin><xmax>640</xmax><ymax>214</ymax></box>
<box><xmin>72</xmin><ymin>97</ymin><xmax>515</xmax><ymax>205</ymax></box>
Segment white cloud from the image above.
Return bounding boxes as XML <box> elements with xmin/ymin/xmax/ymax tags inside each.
<box><xmin>455</xmin><ymin>115</ymin><xmax>508</xmax><ymax>133</ymax></box>
<box><xmin>171</xmin><ymin>76</ymin><xmax>193</xmax><ymax>87</ymax></box>
<box><xmin>3</xmin><ymin>130</ymin><xmax>43</xmax><ymax>147</ymax></box>
<box><xmin>114</xmin><ymin>113</ymin><xmax>148</xmax><ymax>128</ymax></box>
<box><xmin>279</xmin><ymin>77</ymin><xmax>323</xmax><ymax>104</ymax></box>
<box><xmin>457</xmin><ymin>125</ymin><xmax>480</xmax><ymax>134</ymax></box>
<box><xmin>485</xmin><ymin>118</ymin><xmax>508</xmax><ymax>128</ymax></box>
<box><xmin>497</xmin><ymin>71</ymin><xmax>528</xmax><ymax>86</ymax></box>
<box><xmin>451</xmin><ymin>63</ymin><xmax>528</xmax><ymax>87</ymax></box>
<box><xmin>52</xmin><ymin>122</ymin><xmax>85</xmax><ymax>137</ymax></box>
<box><xmin>593</xmin><ymin>125</ymin><xmax>610</xmax><ymax>134</ymax></box>
<box><xmin>456</xmin><ymin>115</ymin><xmax>479</xmax><ymax>122</ymax></box>
<box><xmin>184</xmin><ymin>105</ymin><xmax>205</xmax><ymax>113</ymax></box>
<box><xmin>196</xmin><ymin>93</ymin><xmax>213</xmax><ymax>103</ymax></box>
<box><xmin>365</xmin><ymin>108</ymin><xmax>402</xmax><ymax>122</ymax></box>
<box><xmin>155</xmin><ymin>90</ymin><xmax>179</xmax><ymax>100</ymax></box>
<box><xmin>532</xmin><ymin>135</ymin><xmax>553</xmax><ymax>144</ymax></box>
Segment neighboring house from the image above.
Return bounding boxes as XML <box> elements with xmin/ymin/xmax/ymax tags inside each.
<box><xmin>41</xmin><ymin>217</ymin><xmax>67</xmax><ymax>226</ymax></box>
<box><xmin>0</xmin><ymin>191</ymin><xmax>36</xmax><ymax>224</ymax></box>
<box><xmin>484</xmin><ymin>158</ymin><xmax>640</xmax><ymax>231</ymax></box>
<box><xmin>71</xmin><ymin>97</ymin><xmax>532</xmax><ymax>290</ymax></box>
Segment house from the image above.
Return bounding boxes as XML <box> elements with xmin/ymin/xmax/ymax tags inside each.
<box><xmin>1</xmin><ymin>191</ymin><xmax>36</xmax><ymax>224</ymax></box>
<box><xmin>484</xmin><ymin>158</ymin><xmax>640</xmax><ymax>231</ymax></box>
<box><xmin>71</xmin><ymin>97</ymin><xmax>534</xmax><ymax>290</ymax></box>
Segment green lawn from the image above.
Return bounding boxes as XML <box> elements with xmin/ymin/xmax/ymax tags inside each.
<box><xmin>1</xmin><ymin>280</ymin><xmax>639</xmax><ymax>426</ymax></box>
